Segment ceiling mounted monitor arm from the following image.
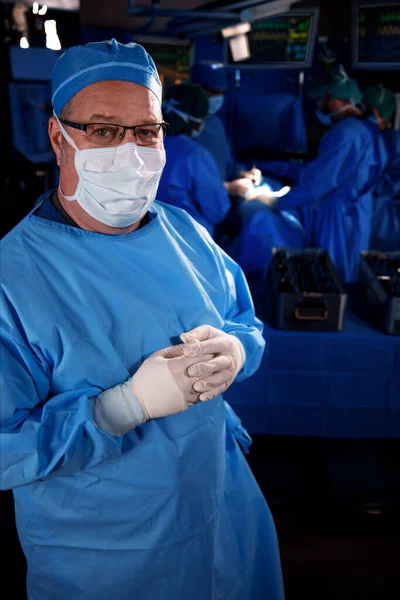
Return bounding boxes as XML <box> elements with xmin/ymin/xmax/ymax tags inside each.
<box><xmin>126</xmin><ymin>0</ymin><xmax>238</xmax><ymax>22</ymax></box>
<box><xmin>240</xmin><ymin>0</ymin><xmax>305</xmax><ymax>21</ymax></box>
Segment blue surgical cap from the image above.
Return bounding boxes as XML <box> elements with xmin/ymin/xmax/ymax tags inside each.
<box><xmin>190</xmin><ymin>61</ymin><xmax>227</xmax><ymax>91</ymax></box>
<box><xmin>52</xmin><ymin>38</ymin><xmax>162</xmax><ymax>115</ymax></box>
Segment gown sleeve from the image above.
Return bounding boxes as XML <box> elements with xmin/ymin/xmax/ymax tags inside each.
<box><xmin>0</xmin><ymin>296</ymin><xmax>123</xmax><ymax>490</ymax></box>
<box><xmin>191</xmin><ymin>146</ymin><xmax>231</xmax><ymax>226</ymax></box>
<box><xmin>225</xmin><ymin>134</ymin><xmax>246</xmax><ymax>182</ymax></box>
<box><xmin>276</xmin><ymin>125</ymin><xmax>358</xmax><ymax>210</ymax></box>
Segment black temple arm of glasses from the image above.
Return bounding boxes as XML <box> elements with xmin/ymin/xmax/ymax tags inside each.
<box><xmin>59</xmin><ymin>119</ymin><xmax>87</xmax><ymax>132</ymax></box>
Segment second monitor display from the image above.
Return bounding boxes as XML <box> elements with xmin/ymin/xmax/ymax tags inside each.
<box><xmin>227</xmin><ymin>11</ymin><xmax>317</xmax><ymax>67</ymax></box>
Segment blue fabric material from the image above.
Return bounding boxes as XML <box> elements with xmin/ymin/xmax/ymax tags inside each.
<box><xmin>156</xmin><ymin>135</ymin><xmax>231</xmax><ymax>236</ymax></box>
<box><xmin>220</xmin><ymin>200</ymin><xmax>308</xmax><ymax>279</ymax></box>
<box><xmin>256</xmin><ymin>159</ymin><xmax>305</xmax><ymax>186</ymax></box>
<box><xmin>232</xmin><ymin>93</ymin><xmax>307</xmax><ymax>153</ymax></box>
<box><xmin>0</xmin><ymin>199</ymin><xmax>284</xmax><ymax>600</ymax></box>
<box><xmin>52</xmin><ymin>39</ymin><xmax>162</xmax><ymax>114</ymax></box>
<box><xmin>196</xmin><ymin>114</ymin><xmax>245</xmax><ymax>182</ymax></box>
<box><xmin>277</xmin><ymin>116</ymin><xmax>388</xmax><ymax>281</ymax></box>
<box><xmin>224</xmin><ymin>312</ymin><xmax>400</xmax><ymax>439</ymax></box>
<box><xmin>371</xmin><ymin>128</ymin><xmax>400</xmax><ymax>251</ymax></box>
<box><xmin>382</xmin><ymin>129</ymin><xmax>400</xmax><ymax>190</ymax></box>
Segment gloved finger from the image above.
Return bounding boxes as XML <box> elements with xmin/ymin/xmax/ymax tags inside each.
<box><xmin>160</xmin><ymin>344</ymin><xmax>186</xmax><ymax>359</ymax></box>
<box><xmin>182</xmin><ymin>337</ymin><xmax>233</xmax><ymax>358</ymax></box>
<box><xmin>182</xmin><ymin>353</ymin><xmax>215</xmax><ymax>370</ymax></box>
<box><xmin>186</xmin><ymin>394</ymin><xmax>202</xmax><ymax>407</ymax></box>
<box><xmin>192</xmin><ymin>369</ymin><xmax>232</xmax><ymax>393</ymax></box>
<box><xmin>187</xmin><ymin>355</ymin><xmax>231</xmax><ymax>377</ymax></box>
<box><xmin>164</xmin><ymin>353</ymin><xmax>215</xmax><ymax>381</ymax></box>
<box><xmin>199</xmin><ymin>382</ymin><xmax>232</xmax><ymax>402</ymax></box>
<box><xmin>181</xmin><ymin>324</ymin><xmax>219</xmax><ymax>343</ymax></box>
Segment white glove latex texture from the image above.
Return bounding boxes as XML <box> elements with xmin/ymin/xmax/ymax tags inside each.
<box><xmin>180</xmin><ymin>325</ymin><xmax>246</xmax><ymax>401</ymax></box>
<box><xmin>132</xmin><ymin>325</ymin><xmax>245</xmax><ymax>419</ymax></box>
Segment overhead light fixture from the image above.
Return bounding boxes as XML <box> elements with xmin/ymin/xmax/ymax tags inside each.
<box><xmin>229</xmin><ymin>34</ymin><xmax>250</xmax><ymax>62</ymax></box>
<box><xmin>240</xmin><ymin>0</ymin><xmax>292</xmax><ymax>23</ymax></box>
<box><xmin>221</xmin><ymin>22</ymin><xmax>251</xmax><ymax>39</ymax></box>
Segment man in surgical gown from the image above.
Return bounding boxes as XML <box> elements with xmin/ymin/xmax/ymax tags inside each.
<box><xmin>157</xmin><ymin>82</ymin><xmax>231</xmax><ymax>237</ymax></box>
<box><xmin>0</xmin><ymin>39</ymin><xmax>285</xmax><ymax>600</ymax></box>
<box><xmin>364</xmin><ymin>84</ymin><xmax>400</xmax><ymax>251</ymax></box>
<box><xmin>243</xmin><ymin>67</ymin><xmax>388</xmax><ymax>282</ymax></box>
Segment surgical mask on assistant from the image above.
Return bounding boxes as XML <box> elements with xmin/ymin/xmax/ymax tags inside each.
<box><xmin>315</xmin><ymin>103</ymin><xmax>353</xmax><ymax>127</ymax></box>
<box><xmin>57</xmin><ymin>117</ymin><xmax>166</xmax><ymax>228</ymax></box>
<box><xmin>208</xmin><ymin>94</ymin><xmax>224</xmax><ymax>115</ymax></box>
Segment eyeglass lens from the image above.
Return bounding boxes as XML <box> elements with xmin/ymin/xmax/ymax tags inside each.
<box><xmin>85</xmin><ymin>123</ymin><xmax>166</xmax><ymax>146</ymax></box>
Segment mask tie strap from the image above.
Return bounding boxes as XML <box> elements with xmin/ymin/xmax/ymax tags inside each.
<box><xmin>53</xmin><ymin>110</ymin><xmax>79</xmax><ymax>151</ymax></box>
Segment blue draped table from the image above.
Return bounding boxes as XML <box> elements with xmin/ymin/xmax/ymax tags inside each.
<box><xmin>225</xmin><ymin>312</ymin><xmax>400</xmax><ymax>439</ymax></box>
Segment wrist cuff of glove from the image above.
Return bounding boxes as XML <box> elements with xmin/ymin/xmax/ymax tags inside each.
<box><xmin>92</xmin><ymin>380</ymin><xmax>147</xmax><ymax>437</ymax></box>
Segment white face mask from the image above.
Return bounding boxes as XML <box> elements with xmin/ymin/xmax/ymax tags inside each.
<box><xmin>315</xmin><ymin>103</ymin><xmax>353</xmax><ymax>127</ymax></box>
<box><xmin>57</xmin><ymin>119</ymin><xmax>166</xmax><ymax>228</ymax></box>
<box><xmin>208</xmin><ymin>94</ymin><xmax>224</xmax><ymax>115</ymax></box>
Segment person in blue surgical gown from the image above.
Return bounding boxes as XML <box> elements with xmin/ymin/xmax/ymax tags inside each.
<box><xmin>245</xmin><ymin>66</ymin><xmax>388</xmax><ymax>282</ymax></box>
<box><xmin>0</xmin><ymin>39</ymin><xmax>285</xmax><ymax>600</ymax></box>
<box><xmin>190</xmin><ymin>61</ymin><xmax>262</xmax><ymax>197</ymax></box>
<box><xmin>363</xmin><ymin>84</ymin><xmax>400</xmax><ymax>251</ymax></box>
<box><xmin>156</xmin><ymin>82</ymin><xmax>231</xmax><ymax>237</ymax></box>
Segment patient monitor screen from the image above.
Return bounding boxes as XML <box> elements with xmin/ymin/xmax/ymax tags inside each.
<box><xmin>355</xmin><ymin>4</ymin><xmax>400</xmax><ymax>67</ymax></box>
<box><xmin>133</xmin><ymin>39</ymin><xmax>191</xmax><ymax>87</ymax></box>
<box><xmin>228</xmin><ymin>12</ymin><xmax>315</xmax><ymax>66</ymax></box>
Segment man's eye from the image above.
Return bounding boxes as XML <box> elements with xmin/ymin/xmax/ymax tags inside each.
<box><xmin>93</xmin><ymin>127</ymin><xmax>116</xmax><ymax>138</ymax></box>
<box><xmin>137</xmin><ymin>128</ymin><xmax>152</xmax><ymax>137</ymax></box>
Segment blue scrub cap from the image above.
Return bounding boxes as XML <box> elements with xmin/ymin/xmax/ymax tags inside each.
<box><xmin>309</xmin><ymin>65</ymin><xmax>363</xmax><ymax>105</ymax></box>
<box><xmin>190</xmin><ymin>61</ymin><xmax>227</xmax><ymax>91</ymax></box>
<box><xmin>52</xmin><ymin>38</ymin><xmax>162</xmax><ymax>115</ymax></box>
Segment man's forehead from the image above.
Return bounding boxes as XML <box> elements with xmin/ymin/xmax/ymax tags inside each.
<box><xmin>75</xmin><ymin>80</ymin><xmax>154</xmax><ymax>100</ymax></box>
<box><xmin>71</xmin><ymin>81</ymin><xmax>161</xmax><ymax>116</ymax></box>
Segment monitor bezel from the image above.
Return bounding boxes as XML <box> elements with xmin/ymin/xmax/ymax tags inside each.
<box><xmin>352</xmin><ymin>1</ymin><xmax>400</xmax><ymax>70</ymax></box>
<box><xmin>223</xmin><ymin>7</ymin><xmax>320</xmax><ymax>70</ymax></box>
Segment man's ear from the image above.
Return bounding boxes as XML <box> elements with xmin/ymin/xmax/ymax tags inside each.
<box><xmin>48</xmin><ymin>116</ymin><xmax>63</xmax><ymax>166</ymax></box>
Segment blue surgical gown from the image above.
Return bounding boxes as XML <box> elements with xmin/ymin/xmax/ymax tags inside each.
<box><xmin>219</xmin><ymin>196</ymin><xmax>308</xmax><ymax>281</ymax></box>
<box><xmin>277</xmin><ymin>116</ymin><xmax>388</xmax><ymax>281</ymax></box>
<box><xmin>371</xmin><ymin>128</ymin><xmax>400</xmax><ymax>251</ymax></box>
<box><xmin>0</xmin><ymin>197</ymin><xmax>284</xmax><ymax>600</ymax></box>
<box><xmin>196</xmin><ymin>114</ymin><xmax>245</xmax><ymax>182</ymax></box>
<box><xmin>156</xmin><ymin>134</ymin><xmax>231</xmax><ymax>237</ymax></box>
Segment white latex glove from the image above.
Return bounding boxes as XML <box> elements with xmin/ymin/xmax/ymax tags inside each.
<box><xmin>245</xmin><ymin>191</ymin><xmax>277</xmax><ymax>206</ymax></box>
<box><xmin>240</xmin><ymin>167</ymin><xmax>262</xmax><ymax>186</ymax></box>
<box><xmin>224</xmin><ymin>178</ymin><xmax>254</xmax><ymax>197</ymax></box>
<box><xmin>180</xmin><ymin>325</ymin><xmax>246</xmax><ymax>401</ymax></box>
<box><xmin>92</xmin><ymin>345</ymin><xmax>214</xmax><ymax>436</ymax></box>
<box><xmin>131</xmin><ymin>345</ymin><xmax>214</xmax><ymax>420</ymax></box>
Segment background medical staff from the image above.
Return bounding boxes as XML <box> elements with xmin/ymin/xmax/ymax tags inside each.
<box><xmin>364</xmin><ymin>84</ymin><xmax>400</xmax><ymax>251</ymax></box>
<box><xmin>190</xmin><ymin>60</ymin><xmax>262</xmax><ymax>198</ymax></box>
<box><xmin>156</xmin><ymin>82</ymin><xmax>231</xmax><ymax>237</ymax></box>
<box><xmin>246</xmin><ymin>66</ymin><xmax>388</xmax><ymax>282</ymax></box>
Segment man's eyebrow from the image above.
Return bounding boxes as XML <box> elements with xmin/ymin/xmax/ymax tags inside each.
<box><xmin>86</xmin><ymin>114</ymin><xmax>161</xmax><ymax>124</ymax></box>
<box><xmin>87</xmin><ymin>113</ymin><xmax>118</xmax><ymax>122</ymax></box>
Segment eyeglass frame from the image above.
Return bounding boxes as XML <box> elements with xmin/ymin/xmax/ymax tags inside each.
<box><xmin>59</xmin><ymin>118</ymin><xmax>169</xmax><ymax>144</ymax></box>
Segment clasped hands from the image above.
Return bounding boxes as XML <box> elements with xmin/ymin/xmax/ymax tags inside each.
<box><xmin>132</xmin><ymin>325</ymin><xmax>245</xmax><ymax>421</ymax></box>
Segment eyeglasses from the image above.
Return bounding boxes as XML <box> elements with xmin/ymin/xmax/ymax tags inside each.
<box><xmin>59</xmin><ymin>119</ymin><xmax>169</xmax><ymax>147</ymax></box>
